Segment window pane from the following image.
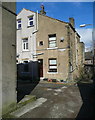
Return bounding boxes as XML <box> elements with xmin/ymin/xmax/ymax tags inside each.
<box><xmin>18</xmin><ymin>24</ymin><xmax>21</xmax><ymax>28</ymax></box>
<box><xmin>49</xmin><ymin>41</ymin><xmax>56</xmax><ymax>43</ymax></box>
<box><xmin>49</xmin><ymin>37</ymin><xmax>56</xmax><ymax>41</ymax></box>
<box><xmin>30</xmin><ymin>21</ymin><xmax>33</xmax><ymax>26</ymax></box>
<box><xmin>26</xmin><ymin>43</ymin><xmax>28</xmax><ymax>49</ymax></box>
<box><xmin>29</xmin><ymin>17</ymin><xmax>33</xmax><ymax>20</ymax></box>
<box><xmin>50</xmin><ymin>60</ymin><xmax>56</xmax><ymax>64</ymax></box>
<box><xmin>48</xmin><ymin>34</ymin><xmax>56</xmax><ymax>48</ymax></box>
<box><xmin>49</xmin><ymin>69</ymin><xmax>57</xmax><ymax>72</ymax></box>
<box><xmin>49</xmin><ymin>42</ymin><xmax>56</xmax><ymax>47</ymax></box>
<box><xmin>49</xmin><ymin>66</ymin><xmax>57</xmax><ymax>69</ymax></box>
<box><xmin>49</xmin><ymin>59</ymin><xmax>57</xmax><ymax>72</ymax></box>
<box><xmin>49</xmin><ymin>34</ymin><xmax>56</xmax><ymax>38</ymax></box>
<box><xmin>18</xmin><ymin>20</ymin><xmax>21</xmax><ymax>23</ymax></box>
<box><xmin>39</xmin><ymin>41</ymin><xmax>43</xmax><ymax>46</ymax></box>
<box><xmin>23</xmin><ymin>43</ymin><xmax>25</xmax><ymax>49</ymax></box>
<box><xmin>49</xmin><ymin>41</ymin><xmax>56</xmax><ymax>44</ymax></box>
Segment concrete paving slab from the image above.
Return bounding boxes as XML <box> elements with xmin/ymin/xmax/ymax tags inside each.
<box><xmin>11</xmin><ymin>98</ymin><xmax>47</xmax><ymax>117</ymax></box>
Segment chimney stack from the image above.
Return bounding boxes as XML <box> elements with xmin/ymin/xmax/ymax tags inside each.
<box><xmin>69</xmin><ymin>17</ymin><xmax>75</xmax><ymax>28</ymax></box>
<box><xmin>40</xmin><ymin>4</ymin><xmax>46</xmax><ymax>15</ymax></box>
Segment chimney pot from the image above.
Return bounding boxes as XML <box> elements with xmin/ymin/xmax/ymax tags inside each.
<box><xmin>40</xmin><ymin>5</ymin><xmax>46</xmax><ymax>15</ymax></box>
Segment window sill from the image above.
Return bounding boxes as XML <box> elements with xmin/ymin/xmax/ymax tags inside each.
<box><xmin>47</xmin><ymin>47</ymin><xmax>58</xmax><ymax>50</ymax></box>
<box><xmin>47</xmin><ymin>72</ymin><xmax>58</xmax><ymax>74</ymax></box>
<box><xmin>27</xmin><ymin>25</ymin><xmax>34</xmax><ymax>28</ymax></box>
<box><xmin>22</xmin><ymin>50</ymin><xmax>30</xmax><ymax>52</ymax></box>
<box><xmin>17</xmin><ymin>28</ymin><xmax>22</xmax><ymax>30</ymax></box>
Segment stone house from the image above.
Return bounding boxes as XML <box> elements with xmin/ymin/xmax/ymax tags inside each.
<box><xmin>17</xmin><ymin>6</ymin><xmax>84</xmax><ymax>82</ymax></box>
<box><xmin>85</xmin><ymin>51</ymin><xmax>93</xmax><ymax>65</ymax></box>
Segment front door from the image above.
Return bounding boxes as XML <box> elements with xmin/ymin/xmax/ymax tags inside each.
<box><xmin>38</xmin><ymin>59</ymin><xmax>43</xmax><ymax>77</ymax></box>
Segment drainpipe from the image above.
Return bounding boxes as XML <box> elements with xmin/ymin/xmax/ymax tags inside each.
<box><xmin>37</xmin><ymin>10</ymin><xmax>38</xmax><ymax>30</ymax></box>
<box><xmin>32</xmin><ymin>10</ymin><xmax>39</xmax><ymax>61</ymax></box>
<box><xmin>32</xmin><ymin>10</ymin><xmax>39</xmax><ymax>34</ymax></box>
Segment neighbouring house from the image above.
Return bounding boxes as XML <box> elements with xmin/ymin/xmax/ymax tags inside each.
<box><xmin>85</xmin><ymin>51</ymin><xmax>93</xmax><ymax>65</ymax></box>
<box><xmin>17</xmin><ymin>8</ymin><xmax>40</xmax><ymax>81</ymax></box>
<box><xmin>0</xmin><ymin>2</ymin><xmax>16</xmax><ymax>118</ymax></box>
<box><xmin>16</xmin><ymin>5</ymin><xmax>85</xmax><ymax>82</ymax></box>
<box><xmin>84</xmin><ymin>51</ymin><xmax>94</xmax><ymax>80</ymax></box>
<box><xmin>17</xmin><ymin>8</ymin><xmax>37</xmax><ymax>63</ymax></box>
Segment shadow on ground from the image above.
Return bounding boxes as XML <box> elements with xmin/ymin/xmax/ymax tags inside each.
<box><xmin>76</xmin><ymin>82</ymin><xmax>95</xmax><ymax>119</ymax></box>
<box><xmin>17</xmin><ymin>80</ymin><xmax>39</xmax><ymax>102</ymax></box>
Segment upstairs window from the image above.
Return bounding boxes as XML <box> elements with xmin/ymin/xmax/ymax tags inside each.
<box><xmin>22</xmin><ymin>38</ymin><xmax>28</xmax><ymax>51</ymax></box>
<box><xmin>28</xmin><ymin>16</ymin><xmax>33</xmax><ymax>27</ymax></box>
<box><xmin>48</xmin><ymin>34</ymin><xmax>56</xmax><ymax>48</ymax></box>
<box><xmin>17</xmin><ymin>19</ymin><xmax>21</xmax><ymax>29</ymax></box>
<box><xmin>49</xmin><ymin>58</ymin><xmax>57</xmax><ymax>72</ymax></box>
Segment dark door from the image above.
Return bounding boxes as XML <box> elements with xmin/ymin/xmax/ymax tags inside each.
<box><xmin>38</xmin><ymin>59</ymin><xmax>43</xmax><ymax>77</ymax></box>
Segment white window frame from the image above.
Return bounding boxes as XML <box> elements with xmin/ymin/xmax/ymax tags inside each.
<box><xmin>48</xmin><ymin>34</ymin><xmax>57</xmax><ymax>48</ymax></box>
<box><xmin>28</xmin><ymin>16</ymin><xmax>33</xmax><ymax>27</ymax></box>
<box><xmin>17</xmin><ymin>19</ymin><xmax>21</xmax><ymax>29</ymax></box>
<box><xmin>48</xmin><ymin>58</ymin><xmax>57</xmax><ymax>72</ymax></box>
<box><xmin>22</xmin><ymin>38</ymin><xmax>29</xmax><ymax>51</ymax></box>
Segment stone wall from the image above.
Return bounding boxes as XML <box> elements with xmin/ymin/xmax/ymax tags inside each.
<box><xmin>36</xmin><ymin>14</ymin><xmax>69</xmax><ymax>81</ymax></box>
<box><xmin>0</xmin><ymin>2</ymin><xmax>16</xmax><ymax>117</ymax></box>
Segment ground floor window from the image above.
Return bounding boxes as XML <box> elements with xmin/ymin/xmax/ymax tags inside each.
<box><xmin>22</xmin><ymin>38</ymin><xmax>28</xmax><ymax>51</ymax></box>
<box><xmin>49</xmin><ymin>58</ymin><xmax>57</xmax><ymax>72</ymax></box>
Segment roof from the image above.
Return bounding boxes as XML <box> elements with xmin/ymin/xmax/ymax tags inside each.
<box><xmin>17</xmin><ymin>8</ymin><xmax>80</xmax><ymax>38</ymax></box>
<box><xmin>17</xmin><ymin>8</ymin><xmax>67</xmax><ymax>24</ymax></box>
<box><xmin>17</xmin><ymin>8</ymin><xmax>35</xmax><ymax>16</ymax></box>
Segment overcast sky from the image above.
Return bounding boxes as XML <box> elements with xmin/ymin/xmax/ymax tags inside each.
<box><xmin>17</xmin><ymin>2</ymin><xmax>93</xmax><ymax>50</ymax></box>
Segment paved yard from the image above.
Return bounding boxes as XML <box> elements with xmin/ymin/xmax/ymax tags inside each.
<box><xmin>18</xmin><ymin>82</ymin><xmax>82</xmax><ymax>118</ymax></box>
<box><xmin>17</xmin><ymin>80</ymin><xmax>95</xmax><ymax>119</ymax></box>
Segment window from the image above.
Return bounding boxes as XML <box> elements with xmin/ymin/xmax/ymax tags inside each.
<box><xmin>17</xmin><ymin>19</ymin><xmax>21</xmax><ymax>29</ymax></box>
<box><xmin>39</xmin><ymin>41</ymin><xmax>43</xmax><ymax>46</ymax></box>
<box><xmin>49</xmin><ymin>59</ymin><xmax>57</xmax><ymax>72</ymax></box>
<box><xmin>22</xmin><ymin>38</ymin><xmax>28</xmax><ymax>51</ymax></box>
<box><xmin>48</xmin><ymin>34</ymin><xmax>56</xmax><ymax>48</ymax></box>
<box><xmin>28</xmin><ymin>16</ymin><xmax>33</xmax><ymax>27</ymax></box>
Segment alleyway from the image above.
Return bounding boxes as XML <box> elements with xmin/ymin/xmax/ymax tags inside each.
<box><xmin>16</xmin><ymin>81</ymin><xmax>95</xmax><ymax>119</ymax></box>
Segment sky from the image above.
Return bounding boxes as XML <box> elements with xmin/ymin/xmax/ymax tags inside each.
<box><xmin>16</xmin><ymin>2</ymin><xmax>93</xmax><ymax>51</ymax></box>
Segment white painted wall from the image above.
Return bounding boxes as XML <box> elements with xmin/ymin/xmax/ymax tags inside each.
<box><xmin>17</xmin><ymin>9</ymin><xmax>37</xmax><ymax>63</ymax></box>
